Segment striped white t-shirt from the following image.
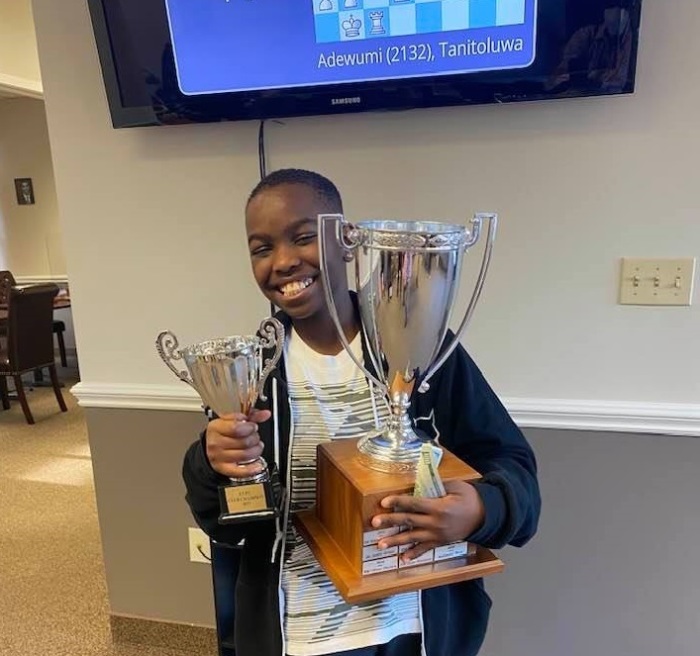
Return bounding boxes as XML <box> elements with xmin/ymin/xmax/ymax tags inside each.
<box><xmin>281</xmin><ymin>330</ymin><xmax>421</xmax><ymax>656</ymax></box>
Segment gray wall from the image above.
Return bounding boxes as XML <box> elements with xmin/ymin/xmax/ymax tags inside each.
<box><xmin>87</xmin><ymin>404</ymin><xmax>700</xmax><ymax>656</ymax></box>
<box><xmin>483</xmin><ymin>429</ymin><xmax>700</xmax><ymax>656</ymax></box>
<box><xmin>85</xmin><ymin>408</ymin><xmax>213</xmax><ymax>623</ymax></box>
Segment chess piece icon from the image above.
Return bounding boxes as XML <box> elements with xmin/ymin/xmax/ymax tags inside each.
<box><xmin>344</xmin><ymin>0</ymin><xmax>358</xmax><ymax>7</ymax></box>
<box><xmin>342</xmin><ymin>15</ymin><xmax>362</xmax><ymax>38</ymax></box>
<box><xmin>319</xmin><ymin>0</ymin><xmax>333</xmax><ymax>10</ymax></box>
<box><xmin>369</xmin><ymin>11</ymin><xmax>385</xmax><ymax>35</ymax></box>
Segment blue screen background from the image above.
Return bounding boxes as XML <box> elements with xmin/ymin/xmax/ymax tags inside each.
<box><xmin>165</xmin><ymin>0</ymin><xmax>537</xmax><ymax>95</ymax></box>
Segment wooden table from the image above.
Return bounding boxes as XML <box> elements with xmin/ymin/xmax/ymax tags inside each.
<box><xmin>54</xmin><ymin>298</ymin><xmax>71</xmax><ymax>310</ymax></box>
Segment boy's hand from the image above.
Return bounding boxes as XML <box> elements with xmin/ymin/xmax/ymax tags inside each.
<box><xmin>371</xmin><ymin>480</ymin><xmax>486</xmax><ymax>563</ymax></box>
<box><xmin>205</xmin><ymin>409</ymin><xmax>272</xmax><ymax>479</ymax></box>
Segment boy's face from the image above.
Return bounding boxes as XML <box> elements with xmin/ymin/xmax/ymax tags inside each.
<box><xmin>245</xmin><ymin>183</ymin><xmax>348</xmax><ymax>322</ymax></box>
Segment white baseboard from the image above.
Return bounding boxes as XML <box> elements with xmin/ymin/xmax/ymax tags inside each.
<box><xmin>70</xmin><ymin>382</ymin><xmax>700</xmax><ymax>437</ymax></box>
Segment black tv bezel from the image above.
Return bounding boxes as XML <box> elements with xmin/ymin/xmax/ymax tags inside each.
<box><xmin>87</xmin><ymin>0</ymin><xmax>643</xmax><ymax>129</ymax></box>
<box><xmin>88</xmin><ymin>0</ymin><xmax>159</xmax><ymax>128</ymax></box>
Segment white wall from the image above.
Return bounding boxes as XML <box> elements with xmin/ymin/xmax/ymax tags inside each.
<box><xmin>0</xmin><ymin>97</ymin><xmax>65</xmax><ymax>276</ymax></box>
<box><xmin>31</xmin><ymin>0</ymin><xmax>699</xmax><ymax>407</ymax></box>
<box><xmin>0</xmin><ymin>0</ymin><xmax>41</xmax><ymax>83</ymax></box>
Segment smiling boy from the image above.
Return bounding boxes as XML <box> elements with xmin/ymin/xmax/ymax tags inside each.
<box><xmin>183</xmin><ymin>169</ymin><xmax>541</xmax><ymax>656</ymax></box>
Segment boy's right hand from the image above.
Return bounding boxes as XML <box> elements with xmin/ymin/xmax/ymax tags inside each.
<box><xmin>205</xmin><ymin>409</ymin><xmax>272</xmax><ymax>479</ymax></box>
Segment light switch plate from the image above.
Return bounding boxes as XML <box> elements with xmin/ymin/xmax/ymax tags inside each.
<box><xmin>619</xmin><ymin>258</ymin><xmax>696</xmax><ymax>306</ymax></box>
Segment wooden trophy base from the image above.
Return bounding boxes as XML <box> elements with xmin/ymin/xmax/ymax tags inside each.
<box><xmin>294</xmin><ymin>437</ymin><xmax>504</xmax><ymax>604</ymax></box>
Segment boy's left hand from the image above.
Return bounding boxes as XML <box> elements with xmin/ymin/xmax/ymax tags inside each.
<box><xmin>371</xmin><ymin>480</ymin><xmax>485</xmax><ymax>563</ymax></box>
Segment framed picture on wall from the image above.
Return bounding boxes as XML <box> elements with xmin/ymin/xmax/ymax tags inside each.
<box><xmin>14</xmin><ymin>178</ymin><xmax>35</xmax><ymax>205</ymax></box>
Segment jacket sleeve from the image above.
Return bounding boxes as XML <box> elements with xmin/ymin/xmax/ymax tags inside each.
<box><xmin>430</xmin><ymin>344</ymin><xmax>541</xmax><ymax>550</ymax></box>
<box><xmin>182</xmin><ymin>431</ymin><xmax>250</xmax><ymax>547</ymax></box>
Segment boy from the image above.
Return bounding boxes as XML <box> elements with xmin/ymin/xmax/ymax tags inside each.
<box><xmin>183</xmin><ymin>169</ymin><xmax>541</xmax><ymax>656</ymax></box>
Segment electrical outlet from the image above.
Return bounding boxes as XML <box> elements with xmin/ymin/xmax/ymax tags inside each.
<box><xmin>188</xmin><ymin>527</ymin><xmax>211</xmax><ymax>564</ymax></box>
<box><xmin>619</xmin><ymin>258</ymin><xmax>696</xmax><ymax>306</ymax></box>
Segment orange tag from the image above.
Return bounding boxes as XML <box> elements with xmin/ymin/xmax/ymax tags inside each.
<box><xmin>389</xmin><ymin>372</ymin><xmax>415</xmax><ymax>399</ymax></box>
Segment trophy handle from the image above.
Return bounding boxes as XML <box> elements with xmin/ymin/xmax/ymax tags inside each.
<box><xmin>318</xmin><ymin>214</ymin><xmax>389</xmax><ymax>396</ymax></box>
<box><xmin>419</xmin><ymin>213</ymin><xmax>498</xmax><ymax>392</ymax></box>
<box><xmin>156</xmin><ymin>331</ymin><xmax>194</xmax><ymax>387</ymax></box>
<box><xmin>256</xmin><ymin>317</ymin><xmax>285</xmax><ymax>403</ymax></box>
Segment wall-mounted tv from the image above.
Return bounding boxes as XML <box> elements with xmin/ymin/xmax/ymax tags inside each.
<box><xmin>87</xmin><ymin>0</ymin><xmax>643</xmax><ymax>129</ymax></box>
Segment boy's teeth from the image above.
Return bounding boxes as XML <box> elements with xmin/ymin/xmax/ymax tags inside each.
<box><xmin>280</xmin><ymin>278</ymin><xmax>313</xmax><ymax>296</ymax></box>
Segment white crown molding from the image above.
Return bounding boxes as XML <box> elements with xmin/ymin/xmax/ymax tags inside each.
<box><xmin>0</xmin><ymin>73</ymin><xmax>43</xmax><ymax>99</ymax></box>
<box><xmin>15</xmin><ymin>274</ymin><xmax>69</xmax><ymax>284</ymax></box>
<box><xmin>70</xmin><ymin>382</ymin><xmax>700</xmax><ymax>437</ymax></box>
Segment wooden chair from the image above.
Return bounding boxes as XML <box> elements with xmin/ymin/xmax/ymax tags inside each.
<box><xmin>53</xmin><ymin>320</ymin><xmax>68</xmax><ymax>367</ymax></box>
<box><xmin>0</xmin><ymin>270</ymin><xmax>13</xmax><ymax>353</ymax></box>
<box><xmin>0</xmin><ymin>270</ymin><xmax>14</xmax><ymax>305</ymax></box>
<box><xmin>0</xmin><ymin>270</ymin><xmax>68</xmax><ymax>366</ymax></box>
<box><xmin>0</xmin><ymin>284</ymin><xmax>67</xmax><ymax>424</ymax></box>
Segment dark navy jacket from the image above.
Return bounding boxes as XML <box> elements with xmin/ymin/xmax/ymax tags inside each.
<box><xmin>182</xmin><ymin>307</ymin><xmax>541</xmax><ymax>656</ymax></box>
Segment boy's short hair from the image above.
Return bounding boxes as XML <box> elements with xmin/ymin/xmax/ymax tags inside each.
<box><xmin>247</xmin><ymin>169</ymin><xmax>343</xmax><ymax>213</ymax></box>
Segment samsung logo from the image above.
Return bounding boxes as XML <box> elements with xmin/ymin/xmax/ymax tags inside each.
<box><xmin>331</xmin><ymin>97</ymin><xmax>362</xmax><ymax>106</ymax></box>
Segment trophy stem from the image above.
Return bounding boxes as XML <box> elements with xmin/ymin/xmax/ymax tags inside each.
<box><xmin>230</xmin><ymin>458</ymin><xmax>271</xmax><ymax>485</ymax></box>
<box><xmin>357</xmin><ymin>393</ymin><xmax>424</xmax><ymax>473</ymax></box>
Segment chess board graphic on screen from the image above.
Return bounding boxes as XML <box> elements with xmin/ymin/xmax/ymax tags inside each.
<box><xmin>313</xmin><ymin>0</ymin><xmax>526</xmax><ymax>44</ymax></box>
<box><xmin>165</xmin><ymin>0</ymin><xmax>537</xmax><ymax>96</ymax></box>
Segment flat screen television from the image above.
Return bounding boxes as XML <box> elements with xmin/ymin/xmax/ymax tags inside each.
<box><xmin>87</xmin><ymin>0</ymin><xmax>643</xmax><ymax>129</ymax></box>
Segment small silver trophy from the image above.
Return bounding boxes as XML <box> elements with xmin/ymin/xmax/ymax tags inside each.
<box><xmin>156</xmin><ymin>318</ymin><xmax>285</xmax><ymax>523</ymax></box>
<box><xmin>319</xmin><ymin>214</ymin><xmax>497</xmax><ymax>473</ymax></box>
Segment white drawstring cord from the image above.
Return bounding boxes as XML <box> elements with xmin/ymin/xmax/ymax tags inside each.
<box><xmin>273</xmin><ymin>378</ymin><xmax>280</xmax><ymax>467</ymax></box>
<box><xmin>271</xmin><ymin>378</ymin><xmax>284</xmax><ymax>564</ymax></box>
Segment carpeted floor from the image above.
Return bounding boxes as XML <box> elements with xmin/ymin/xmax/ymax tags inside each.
<box><xmin>0</xmin><ymin>366</ymin><xmax>206</xmax><ymax>656</ymax></box>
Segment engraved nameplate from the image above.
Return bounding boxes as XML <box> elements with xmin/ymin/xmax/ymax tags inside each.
<box><xmin>398</xmin><ymin>550</ymin><xmax>435</xmax><ymax>569</ymax></box>
<box><xmin>363</xmin><ymin>543</ymin><xmax>399</xmax><ymax>562</ymax></box>
<box><xmin>363</xmin><ymin>526</ymin><xmax>400</xmax><ymax>546</ymax></box>
<box><xmin>362</xmin><ymin>555</ymin><xmax>398</xmax><ymax>576</ymax></box>
<box><xmin>434</xmin><ymin>542</ymin><xmax>470</xmax><ymax>562</ymax></box>
<box><xmin>224</xmin><ymin>483</ymin><xmax>268</xmax><ymax>514</ymax></box>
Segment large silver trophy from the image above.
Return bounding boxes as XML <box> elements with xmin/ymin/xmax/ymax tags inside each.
<box><xmin>156</xmin><ymin>318</ymin><xmax>284</xmax><ymax>524</ymax></box>
<box><xmin>318</xmin><ymin>214</ymin><xmax>497</xmax><ymax>473</ymax></box>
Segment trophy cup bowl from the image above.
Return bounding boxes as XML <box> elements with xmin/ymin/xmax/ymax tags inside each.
<box><xmin>290</xmin><ymin>213</ymin><xmax>504</xmax><ymax>604</ymax></box>
<box><xmin>156</xmin><ymin>317</ymin><xmax>284</xmax><ymax>524</ymax></box>
<box><xmin>319</xmin><ymin>213</ymin><xmax>498</xmax><ymax>473</ymax></box>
